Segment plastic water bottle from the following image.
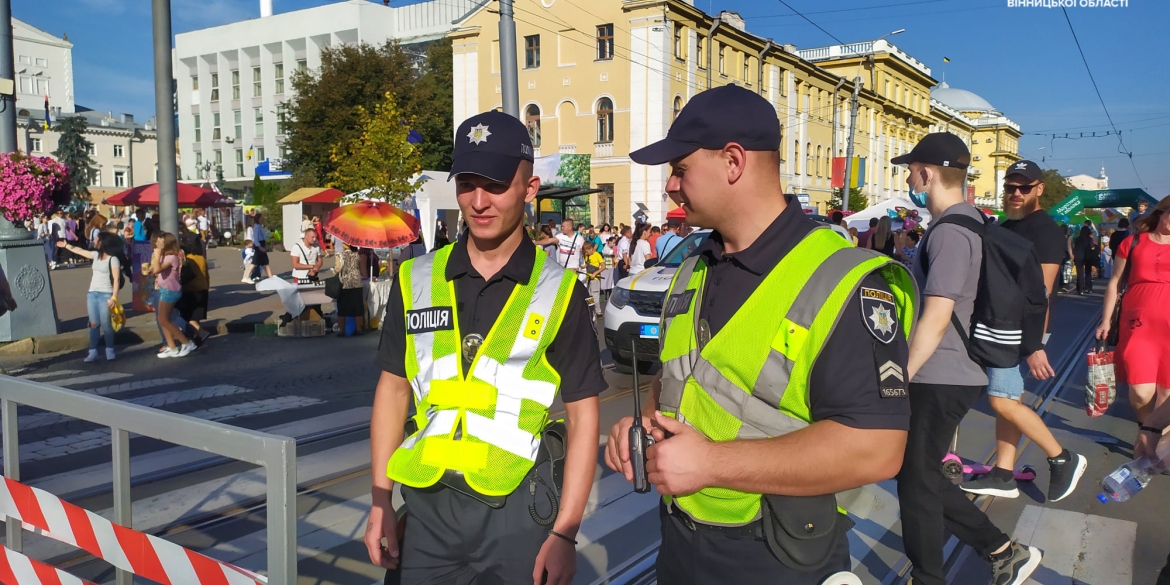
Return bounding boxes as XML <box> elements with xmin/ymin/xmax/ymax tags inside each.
<box><xmin>1098</xmin><ymin>440</ymin><xmax>1170</xmax><ymax>503</ymax></box>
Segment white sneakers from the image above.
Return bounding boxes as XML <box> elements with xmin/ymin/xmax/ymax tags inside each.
<box><xmin>158</xmin><ymin>342</ymin><xmax>198</xmax><ymax>359</ymax></box>
<box><xmin>158</xmin><ymin>347</ymin><xmax>179</xmax><ymax>358</ymax></box>
<box><xmin>86</xmin><ymin>349</ymin><xmax>117</xmax><ymax>362</ymax></box>
<box><xmin>105</xmin><ymin>348</ymin><xmax>116</xmax><ymax>361</ymax></box>
<box><xmin>84</xmin><ymin>350</ymin><xmax>98</xmax><ymax>363</ymax></box>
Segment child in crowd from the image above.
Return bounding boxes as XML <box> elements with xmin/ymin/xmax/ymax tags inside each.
<box><xmin>242</xmin><ymin>239</ymin><xmax>256</xmax><ymax>284</ymax></box>
<box><xmin>580</xmin><ymin>241</ymin><xmax>605</xmax><ymax>318</ymax></box>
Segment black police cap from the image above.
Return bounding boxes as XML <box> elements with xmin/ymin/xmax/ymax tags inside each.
<box><xmin>630</xmin><ymin>85</ymin><xmax>781</xmax><ymax>166</ymax></box>
<box><xmin>449</xmin><ymin>111</ymin><xmax>534</xmax><ymax>182</ymax></box>
<box><xmin>891</xmin><ymin>132</ymin><xmax>970</xmax><ymax>170</ymax></box>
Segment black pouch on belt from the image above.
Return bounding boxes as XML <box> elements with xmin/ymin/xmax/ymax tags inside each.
<box><xmin>760</xmin><ymin>493</ymin><xmax>852</xmax><ymax>572</ymax></box>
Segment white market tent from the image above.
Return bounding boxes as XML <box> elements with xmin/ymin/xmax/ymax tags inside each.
<box><xmin>845</xmin><ymin>197</ymin><xmax>932</xmax><ymax>231</ymax></box>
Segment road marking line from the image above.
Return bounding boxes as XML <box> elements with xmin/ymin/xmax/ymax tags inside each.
<box><xmin>1012</xmin><ymin>504</ymin><xmax>1135</xmax><ymax>585</ymax></box>
<box><xmin>78</xmin><ymin>377</ymin><xmax>187</xmax><ymax>397</ymax></box>
<box><xmin>18</xmin><ymin>370</ymin><xmax>83</xmax><ymax>380</ymax></box>
<box><xmin>17</xmin><ymin>385</ymin><xmax>252</xmax><ymax>431</ymax></box>
<box><xmin>49</xmin><ymin>372</ymin><xmax>134</xmax><ymax>387</ymax></box>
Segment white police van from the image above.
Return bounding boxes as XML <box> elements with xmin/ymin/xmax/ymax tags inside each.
<box><xmin>603</xmin><ymin>217</ymin><xmax>850</xmax><ymax>374</ymax></box>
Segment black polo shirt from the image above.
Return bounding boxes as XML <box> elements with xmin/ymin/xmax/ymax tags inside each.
<box><xmin>691</xmin><ymin>196</ymin><xmax>910</xmax><ymax>430</ymax></box>
<box><xmin>376</xmin><ymin>235</ymin><xmax>607</xmax><ymax>403</ymax></box>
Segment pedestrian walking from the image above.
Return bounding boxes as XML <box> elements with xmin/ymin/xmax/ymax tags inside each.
<box><xmin>580</xmin><ymin>241</ymin><xmax>604</xmax><ymax>317</ymax></box>
<box><xmin>334</xmin><ymin>243</ymin><xmax>366</xmax><ymax>336</ymax></box>
<box><xmin>1073</xmin><ymin>225</ymin><xmax>1096</xmax><ymax>294</ymax></box>
<box><xmin>866</xmin><ymin>215</ymin><xmax>896</xmax><ymax>257</ymax></box>
<box><xmin>605</xmin><ymin>85</ymin><xmax>914</xmax><ymax>585</ymax></box>
<box><xmin>365</xmin><ymin>111</ymin><xmax>604</xmax><ymax>585</ymax></box>
<box><xmin>960</xmin><ymin>160</ymin><xmax>1087</xmax><ymax>502</ymax></box>
<box><xmin>628</xmin><ymin>224</ymin><xmax>651</xmax><ymax>275</ymax></box>
<box><xmin>178</xmin><ymin>236</ymin><xmax>212</xmax><ymax>346</ymax></box>
<box><xmin>250</xmin><ymin>215</ymin><xmax>271</xmax><ymax>281</ymax></box>
<box><xmin>894</xmin><ymin>133</ymin><xmax>1041</xmax><ymax>585</ymax></box>
<box><xmin>241</xmin><ymin>239</ymin><xmax>257</xmax><ymax>283</ymax></box>
<box><xmin>1097</xmin><ymin>195</ymin><xmax>1170</xmax><ymax>427</ymax></box>
<box><xmin>147</xmin><ymin>233</ymin><xmax>197</xmax><ymax>358</ymax></box>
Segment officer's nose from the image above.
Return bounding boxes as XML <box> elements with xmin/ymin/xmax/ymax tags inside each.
<box><xmin>665</xmin><ymin>174</ymin><xmax>682</xmax><ymax>196</ymax></box>
<box><xmin>469</xmin><ymin>188</ymin><xmax>491</xmax><ymax>212</ymax></box>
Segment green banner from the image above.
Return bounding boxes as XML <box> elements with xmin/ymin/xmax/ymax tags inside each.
<box><xmin>1048</xmin><ymin>188</ymin><xmax>1157</xmax><ymax>219</ymax></box>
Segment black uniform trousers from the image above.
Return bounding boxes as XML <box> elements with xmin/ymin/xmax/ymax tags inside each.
<box><xmin>655</xmin><ymin>502</ymin><xmax>851</xmax><ymax>585</ymax></box>
<box><xmin>385</xmin><ymin>464</ymin><xmax>555</xmax><ymax>585</ymax></box>
<box><xmin>897</xmin><ymin>382</ymin><xmax>1011</xmax><ymax>585</ymax></box>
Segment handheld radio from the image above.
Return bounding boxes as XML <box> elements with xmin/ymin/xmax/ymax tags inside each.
<box><xmin>628</xmin><ymin>340</ymin><xmax>653</xmax><ymax>493</ymax></box>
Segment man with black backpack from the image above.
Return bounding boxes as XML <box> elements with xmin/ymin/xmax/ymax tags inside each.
<box><xmin>893</xmin><ymin>134</ymin><xmax>1043</xmax><ymax>585</ymax></box>
<box><xmin>960</xmin><ymin>160</ymin><xmax>1087</xmax><ymax>502</ymax></box>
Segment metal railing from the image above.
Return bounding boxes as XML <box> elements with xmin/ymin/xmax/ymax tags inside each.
<box><xmin>1</xmin><ymin>375</ymin><xmax>297</xmax><ymax>584</ymax></box>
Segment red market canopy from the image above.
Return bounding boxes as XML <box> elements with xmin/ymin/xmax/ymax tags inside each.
<box><xmin>666</xmin><ymin>207</ymin><xmax>686</xmax><ymax>220</ymax></box>
<box><xmin>105</xmin><ymin>183</ymin><xmax>233</xmax><ymax>208</ymax></box>
<box><xmin>277</xmin><ymin>188</ymin><xmax>347</xmax><ymax>204</ymax></box>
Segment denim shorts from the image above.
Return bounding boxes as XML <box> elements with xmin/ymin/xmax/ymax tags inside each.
<box><xmin>986</xmin><ymin>364</ymin><xmax>1025</xmax><ymax>400</ymax></box>
<box><xmin>158</xmin><ymin>288</ymin><xmax>182</xmax><ymax>304</ymax></box>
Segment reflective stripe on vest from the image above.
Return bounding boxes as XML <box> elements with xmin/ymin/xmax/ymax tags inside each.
<box><xmin>658</xmin><ymin>227</ymin><xmax>917</xmax><ymax>526</ymax></box>
<box><xmin>388</xmin><ymin>245</ymin><xmax>577</xmax><ymax>496</ymax></box>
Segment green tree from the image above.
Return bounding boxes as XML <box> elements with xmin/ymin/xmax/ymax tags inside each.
<box><xmin>251</xmin><ymin>174</ymin><xmax>283</xmax><ymax>217</ymax></box>
<box><xmin>286</xmin><ymin>39</ymin><xmax>453</xmax><ymax>186</ymax></box>
<box><xmin>1038</xmin><ymin>168</ymin><xmax>1073</xmax><ymax>211</ymax></box>
<box><xmin>51</xmin><ymin>116</ymin><xmax>95</xmax><ymax>201</ymax></box>
<box><xmin>327</xmin><ymin>93</ymin><xmax>423</xmax><ymax>204</ymax></box>
<box><xmin>829</xmin><ymin>187</ymin><xmax>868</xmax><ymax>213</ymax></box>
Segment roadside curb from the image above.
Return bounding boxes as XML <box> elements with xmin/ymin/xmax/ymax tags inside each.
<box><xmin>0</xmin><ymin>317</ymin><xmax>275</xmax><ymax>356</ymax></box>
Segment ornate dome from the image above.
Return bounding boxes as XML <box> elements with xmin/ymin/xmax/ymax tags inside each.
<box><xmin>931</xmin><ymin>82</ymin><xmax>997</xmax><ymax>113</ymax></box>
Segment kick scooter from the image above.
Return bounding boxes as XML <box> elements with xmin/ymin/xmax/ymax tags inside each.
<box><xmin>941</xmin><ymin>429</ymin><xmax>1036</xmax><ymax>482</ymax></box>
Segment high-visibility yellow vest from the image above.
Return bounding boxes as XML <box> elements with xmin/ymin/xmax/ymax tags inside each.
<box><xmin>388</xmin><ymin>245</ymin><xmax>577</xmax><ymax>497</ymax></box>
<box><xmin>658</xmin><ymin>227</ymin><xmax>917</xmax><ymax>526</ymax></box>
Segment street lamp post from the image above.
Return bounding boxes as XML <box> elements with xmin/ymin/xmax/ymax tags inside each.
<box><xmin>151</xmin><ymin>0</ymin><xmax>178</xmax><ymax>235</ymax></box>
<box><xmin>867</xmin><ymin>29</ymin><xmax>904</xmax><ymax>93</ymax></box>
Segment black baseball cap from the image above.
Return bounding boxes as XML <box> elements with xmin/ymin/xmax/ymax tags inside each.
<box><xmin>891</xmin><ymin>132</ymin><xmax>970</xmax><ymax>170</ymax></box>
<box><xmin>630</xmin><ymin>85</ymin><xmax>780</xmax><ymax>165</ymax></box>
<box><xmin>1004</xmin><ymin>160</ymin><xmax>1043</xmax><ymax>183</ymax></box>
<box><xmin>449</xmin><ymin>111</ymin><xmax>535</xmax><ymax>182</ymax></box>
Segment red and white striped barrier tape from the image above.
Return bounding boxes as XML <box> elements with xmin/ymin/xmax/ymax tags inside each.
<box><xmin>0</xmin><ymin>546</ymin><xmax>98</xmax><ymax>585</ymax></box>
<box><xmin>0</xmin><ymin>477</ymin><xmax>266</xmax><ymax>585</ymax></box>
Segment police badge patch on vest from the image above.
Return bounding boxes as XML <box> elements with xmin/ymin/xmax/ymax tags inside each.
<box><xmin>664</xmin><ymin>290</ymin><xmax>695</xmax><ymax>317</ymax></box>
<box><xmin>860</xmin><ymin>287</ymin><xmax>897</xmax><ymax>344</ymax></box>
<box><xmin>406</xmin><ymin>307</ymin><xmax>454</xmax><ymax>334</ymax></box>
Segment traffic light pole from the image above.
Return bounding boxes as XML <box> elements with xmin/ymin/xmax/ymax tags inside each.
<box><xmin>498</xmin><ymin>0</ymin><xmax>519</xmax><ymax>118</ymax></box>
<box><xmin>152</xmin><ymin>0</ymin><xmax>178</xmax><ymax>235</ymax></box>
<box><xmin>842</xmin><ymin>76</ymin><xmax>862</xmax><ymax>213</ymax></box>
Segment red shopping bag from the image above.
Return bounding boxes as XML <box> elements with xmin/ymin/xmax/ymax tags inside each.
<box><xmin>1085</xmin><ymin>342</ymin><xmax>1116</xmax><ymax>417</ymax></box>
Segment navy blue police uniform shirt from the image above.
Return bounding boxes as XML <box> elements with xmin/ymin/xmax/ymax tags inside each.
<box><xmin>377</xmin><ymin>235</ymin><xmax>608</xmax><ymax>403</ymax></box>
<box><xmin>690</xmin><ymin>195</ymin><xmax>911</xmax><ymax>430</ymax></box>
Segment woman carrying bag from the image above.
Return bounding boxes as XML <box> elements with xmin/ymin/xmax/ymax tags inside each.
<box><xmin>57</xmin><ymin>233</ymin><xmax>125</xmax><ymax>362</ymax></box>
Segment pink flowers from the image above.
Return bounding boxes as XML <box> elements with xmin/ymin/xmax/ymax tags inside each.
<box><xmin>0</xmin><ymin>152</ymin><xmax>70</xmax><ymax>222</ymax></box>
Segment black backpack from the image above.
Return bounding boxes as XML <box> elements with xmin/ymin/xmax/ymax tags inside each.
<box><xmin>925</xmin><ymin>214</ymin><xmax>1048</xmax><ymax>368</ymax></box>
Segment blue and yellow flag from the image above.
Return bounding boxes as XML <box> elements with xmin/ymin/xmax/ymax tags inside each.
<box><xmin>43</xmin><ymin>95</ymin><xmax>50</xmax><ymax>130</ymax></box>
<box><xmin>246</xmin><ymin>147</ymin><xmax>254</xmax><ymax>160</ymax></box>
<box><xmin>943</xmin><ymin>56</ymin><xmax>950</xmax><ymax>63</ymax></box>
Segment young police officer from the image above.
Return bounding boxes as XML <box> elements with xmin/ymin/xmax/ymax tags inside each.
<box><xmin>605</xmin><ymin>85</ymin><xmax>916</xmax><ymax>584</ymax></box>
<box><xmin>366</xmin><ymin>111</ymin><xmax>605</xmax><ymax>585</ymax></box>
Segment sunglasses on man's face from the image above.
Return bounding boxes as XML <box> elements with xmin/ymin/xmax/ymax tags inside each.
<box><xmin>1004</xmin><ymin>183</ymin><xmax>1039</xmax><ymax>195</ymax></box>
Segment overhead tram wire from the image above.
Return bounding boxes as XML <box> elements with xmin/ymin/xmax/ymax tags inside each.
<box><xmin>1061</xmin><ymin>7</ymin><xmax>1145</xmax><ymax>188</ymax></box>
<box><xmin>774</xmin><ymin>0</ymin><xmax>845</xmax><ymax>44</ymax></box>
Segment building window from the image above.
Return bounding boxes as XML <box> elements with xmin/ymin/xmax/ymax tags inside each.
<box><xmin>194</xmin><ymin>114</ymin><xmax>201</xmax><ymax>142</ymax></box>
<box><xmin>296</xmin><ymin>59</ymin><xmax>307</xmax><ymax>74</ymax></box>
<box><xmin>252</xmin><ymin>66</ymin><xmax>261</xmax><ymax>96</ymax></box>
<box><xmin>212</xmin><ymin>112</ymin><xmax>221</xmax><ymax>140</ymax></box>
<box><xmin>210</xmin><ymin>73</ymin><xmax>219</xmax><ymax>102</ymax></box>
<box><xmin>231</xmin><ymin>70</ymin><xmax>240</xmax><ymax>100</ymax></box>
<box><xmin>30</xmin><ymin>138</ymin><xmax>41</xmax><ymax>152</ymax></box>
<box><xmin>816</xmin><ymin>146</ymin><xmax>822</xmax><ymax>177</ymax></box>
<box><xmin>524</xmin><ymin>35</ymin><xmax>540</xmax><ymax>68</ymax></box>
<box><xmin>113</xmin><ymin>144</ymin><xmax>124</xmax><ymax>158</ymax></box>
<box><xmin>597</xmin><ymin>24</ymin><xmax>614</xmax><ymax>60</ymax></box>
<box><xmin>672</xmin><ymin>96</ymin><xmax>682</xmax><ymax>121</ymax></box>
<box><xmin>256</xmin><ymin>147</ymin><xmax>265</xmax><ymax>162</ymax></box>
<box><xmin>525</xmin><ymin>104</ymin><xmax>541</xmax><ymax>147</ymax></box>
<box><xmin>596</xmin><ymin>97</ymin><xmax>613</xmax><ymax>143</ymax></box>
<box><xmin>35</xmin><ymin>57</ymin><xmax>47</xmax><ymax>67</ymax></box>
<box><xmin>233</xmin><ymin>110</ymin><xmax>242</xmax><ymax>140</ymax></box>
<box><xmin>114</xmin><ymin>171</ymin><xmax>126</xmax><ymax>188</ymax></box>
<box><xmin>17</xmin><ymin>55</ymin><xmax>29</xmax><ymax>64</ymax></box>
<box><xmin>793</xmin><ymin>141</ymin><xmax>800</xmax><ymax>174</ymax></box>
<box><xmin>254</xmin><ymin>107</ymin><xmax>263</xmax><ymax>136</ymax></box>
<box><xmin>89</xmin><ymin>168</ymin><xmax>101</xmax><ymax>187</ymax></box>
<box><xmin>674</xmin><ymin>24</ymin><xmax>683</xmax><ymax>60</ymax></box>
<box><xmin>214</xmin><ymin>149</ymin><xmax>222</xmax><ymax>164</ymax></box>
<box><xmin>598</xmin><ymin>183</ymin><xmax>615</xmax><ymax>226</ymax></box>
<box><xmin>274</xmin><ymin>63</ymin><xmax>284</xmax><ymax>94</ymax></box>
<box><xmin>86</xmin><ymin>144</ymin><xmax>95</xmax><ymax>156</ymax></box>
<box><xmin>805</xmin><ymin>142</ymin><xmax>813</xmax><ymax>176</ymax></box>
<box><xmin>36</xmin><ymin>78</ymin><xmax>49</xmax><ymax>96</ymax></box>
<box><xmin>191</xmin><ymin>75</ymin><xmax>199</xmax><ymax>90</ymax></box>
<box><xmin>276</xmin><ymin>104</ymin><xmax>288</xmax><ymax>135</ymax></box>
<box><xmin>718</xmin><ymin>45</ymin><xmax>725</xmax><ymax>75</ymax></box>
<box><xmin>697</xmin><ymin>37</ymin><xmax>706</xmax><ymax>69</ymax></box>
<box><xmin>743</xmin><ymin>56</ymin><xmax>750</xmax><ymax>83</ymax></box>
<box><xmin>236</xmin><ymin>149</ymin><xmax>244</xmax><ymax>176</ymax></box>
<box><xmin>195</xmin><ymin>151</ymin><xmax>202</xmax><ymax>167</ymax></box>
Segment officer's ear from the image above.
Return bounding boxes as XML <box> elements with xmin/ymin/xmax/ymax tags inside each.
<box><xmin>721</xmin><ymin>143</ymin><xmax>748</xmax><ymax>185</ymax></box>
<box><xmin>518</xmin><ymin>161</ymin><xmax>540</xmax><ymax>203</ymax></box>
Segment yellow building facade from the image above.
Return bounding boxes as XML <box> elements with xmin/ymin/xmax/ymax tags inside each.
<box><xmin>930</xmin><ymin>83</ymin><xmax>1021</xmax><ymax>210</ymax></box>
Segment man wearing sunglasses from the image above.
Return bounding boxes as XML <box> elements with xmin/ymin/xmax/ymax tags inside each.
<box><xmin>959</xmin><ymin>160</ymin><xmax>1088</xmax><ymax>505</ymax></box>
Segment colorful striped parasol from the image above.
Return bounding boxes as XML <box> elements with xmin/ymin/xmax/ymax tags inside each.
<box><xmin>322</xmin><ymin>200</ymin><xmax>421</xmax><ymax>249</ymax></box>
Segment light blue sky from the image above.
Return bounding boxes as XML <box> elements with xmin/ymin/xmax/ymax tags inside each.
<box><xmin>15</xmin><ymin>0</ymin><xmax>1170</xmax><ymax>195</ymax></box>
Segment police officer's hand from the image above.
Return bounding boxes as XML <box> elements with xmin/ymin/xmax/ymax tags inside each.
<box><xmin>364</xmin><ymin>491</ymin><xmax>400</xmax><ymax>569</ymax></box>
<box><xmin>646</xmin><ymin>412</ymin><xmax>712</xmax><ymax>496</ymax></box>
<box><xmin>1026</xmin><ymin>349</ymin><xmax>1055</xmax><ymax>380</ymax></box>
<box><xmin>533</xmin><ymin>533</ymin><xmax>576</xmax><ymax>585</ymax></box>
<box><xmin>604</xmin><ymin>415</ymin><xmax>655</xmax><ymax>481</ymax></box>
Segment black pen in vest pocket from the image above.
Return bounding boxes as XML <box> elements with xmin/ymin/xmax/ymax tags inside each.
<box><xmin>629</xmin><ymin>340</ymin><xmax>653</xmax><ymax>493</ymax></box>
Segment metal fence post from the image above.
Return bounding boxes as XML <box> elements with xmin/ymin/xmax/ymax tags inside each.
<box><xmin>266</xmin><ymin>437</ymin><xmax>297</xmax><ymax>584</ymax></box>
<box><xmin>112</xmin><ymin>427</ymin><xmax>132</xmax><ymax>585</ymax></box>
<box><xmin>2</xmin><ymin>398</ymin><xmax>21</xmax><ymax>552</ymax></box>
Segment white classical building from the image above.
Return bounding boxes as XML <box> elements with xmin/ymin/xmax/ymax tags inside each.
<box><xmin>12</xmin><ymin>18</ymin><xmax>74</xmax><ymax>115</ymax></box>
<box><xmin>1067</xmin><ymin>167</ymin><xmax>1109</xmax><ymax>191</ymax></box>
<box><xmin>173</xmin><ymin>0</ymin><xmax>483</xmax><ymax>186</ymax></box>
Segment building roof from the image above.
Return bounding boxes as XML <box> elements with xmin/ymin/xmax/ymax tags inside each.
<box><xmin>12</xmin><ymin>18</ymin><xmax>72</xmax><ymax>49</ymax></box>
<box><xmin>931</xmin><ymin>82</ymin><xmax>996</xmax><ymax>113</ymax></box>
<box><xmin>15</xmin><ymin>108</ymin><xmax>157</xmax><ymax>134</ymax></box>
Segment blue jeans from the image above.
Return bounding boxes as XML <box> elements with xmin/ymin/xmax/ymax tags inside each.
<box><xmin>986</xmin><ymin>364</ymin><xmax>1025</xmax><ymax>400</ymax></box>
<box><xmin>148</xmin><ymin>288</ymin><xmax>189</xmax><ymax>340</ymax></box>
<box><xmin>87</xmin><ymin>291</ymin><xmax>115</xmax><ymax>350</ymax></box>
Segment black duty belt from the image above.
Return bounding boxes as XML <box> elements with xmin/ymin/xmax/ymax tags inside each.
<box><xmin>668</xmin><ymin>503</ymin><xmax>764</xmax><ymax>540</ymax></box>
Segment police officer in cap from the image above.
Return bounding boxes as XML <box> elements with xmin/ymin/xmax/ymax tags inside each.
<box><xmin>604</xmin><ymin>85</ymin><xmax>917</xmax><ymax>584</ymax></box>
<box><xmin>366</xmin><ymin>110</ymin><xmax>605</xmax><ymax>584</ymax></box>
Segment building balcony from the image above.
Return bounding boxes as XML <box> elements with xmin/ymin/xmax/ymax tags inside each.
<box><xmin>559</xmin><ymin>144</ymin><xmax>577</xmax><ymax>155</ymax></box>
<box><xmin>594</xmin><ymin>142</ymin><xmax>613</xmax><ymax>157</ymax></box>
<box><xmin>796</xmin><ymin>40</ymin><xmax>931</xmax><ymax>77</ymax></box>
